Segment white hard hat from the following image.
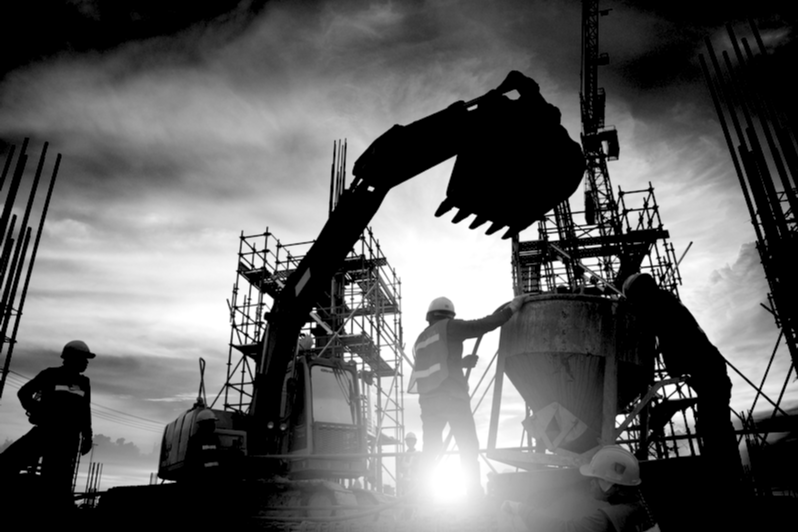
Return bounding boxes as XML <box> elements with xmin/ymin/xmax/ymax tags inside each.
<box><xmin>405</xmin><ymin>432</ymin><xmax>417</xmax><ymax>441</ymax></box>
<box><xmin>579</xmin><ymin>445</ymin><xmax>641</xmax><ymax>487</ymax></box>
<box><xmin>196</xmin><ymin>409</ymin><xmax>218</xmax><ymax>423</ymax></box>
<box><xmin>427</xmin><ymin>297</ymin><xmax>455</xmax><ymax>318</ymax></box>
<box><xmin>62</xmin><ymin>340</ymin><xmax>95</xmax><ymax>359</ymax></box>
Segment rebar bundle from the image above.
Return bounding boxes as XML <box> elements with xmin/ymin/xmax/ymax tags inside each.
<box><xmin>0</xmin><ymin>139</ymin><xmax>61</xmax><ymax>400</ymax></box>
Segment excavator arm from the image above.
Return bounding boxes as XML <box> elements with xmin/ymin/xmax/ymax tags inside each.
<box><xmin>250</xmin><ymin>71</ymin><xmax>585</xmax><ymax>453</ymax></box>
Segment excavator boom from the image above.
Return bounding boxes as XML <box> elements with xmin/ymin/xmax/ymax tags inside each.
<box><xmin>251</xmin><ymin>71</ymin><xmax>585</xmax><ymax>454</ymax></box>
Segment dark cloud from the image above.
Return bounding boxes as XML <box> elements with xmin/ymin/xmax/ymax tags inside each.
<box><xmin>595</xmin><ymin>1</ymin><xmax>796</xmax><ymax>134</ymax></box>
<box><xmin>0</xmin><ymin>1</ymin><xmax>273</xmax><ymax>79</ymax></box>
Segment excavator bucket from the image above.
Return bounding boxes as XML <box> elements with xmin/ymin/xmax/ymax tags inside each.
<box><xmin>437</xmin><ymin>73</ymin><xmax>585</xmax><ymax>239</ymax></box>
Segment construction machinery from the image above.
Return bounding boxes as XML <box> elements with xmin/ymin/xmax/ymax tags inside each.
<box><xmin>94</xmin><ymin>70</ymin><xmax>585</xmax><ymax>528</ymax></box>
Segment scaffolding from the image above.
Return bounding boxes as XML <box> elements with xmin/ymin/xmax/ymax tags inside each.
<box><xmin>216</xmin><ymin>141</ymin><xmax>406</xmax><ymax>493</ymax></box>
<box><xmin>507</xmin><ymin>0</ymin><xmax>700</xmax><ymax>463</ymax></box>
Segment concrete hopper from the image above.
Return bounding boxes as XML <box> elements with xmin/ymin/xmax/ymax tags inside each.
<box><xmin>487</xmin><ymin>294</ymin><xmax>654</xmax><ymax>468</ymax></box>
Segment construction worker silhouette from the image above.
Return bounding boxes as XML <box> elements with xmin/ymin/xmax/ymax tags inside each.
<box><xmin>621</xmin><ymin>273</ymin><xmax>742</xmax><ymax>489</ymax></box>
<box><xmin>409</xmin><ymin>295</ymin><xmax>525</xmax><ymax>498</ymax></box>
<box><xmin>186</xmin><ymin>408</ymin><xmax>222</xmax><ymax>480</ymax></box>
<box><xmin>0</xmin><ymin>340</ymin><xmax>95</xmax><ymax>509</ymax></box>
<box><xmin>397</xmin><ymin>431</ymin><xmax>419</xmax><ymax>495</ymax></box>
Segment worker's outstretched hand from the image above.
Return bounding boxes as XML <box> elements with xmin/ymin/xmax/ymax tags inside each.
<box><xmin>461</xmin><ymin>354</ymin><xmax>479</xmax><ymax>369</ymax></box>
<box><xmin>508</xmin><ymin>295</ymin><xmax>527</xmax><ymax>314</ymax></box>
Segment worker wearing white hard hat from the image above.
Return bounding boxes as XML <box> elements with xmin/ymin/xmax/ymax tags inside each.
<box><xmin>187</xmin><ymin>407</ymin><xmax>222</xmax><ymax>479</ymax></box>
<box><xmin>397</xmin><ymin>431</ymin><xmax>419</xmax><ymax>496</ymax></box>
<box><xmin>0</xmin><ymin>340</ymin><xmax>96</xmax><ymax>510</ymax></box>
<box><xmin>409</xmin><ymin>294</ymin><xmax>526</xmax><ymax>499</ymax></box>
<box><xmin>502</xmin><ymin>446</ymin><xmax>660</xmax><ymax>531</ymax></box>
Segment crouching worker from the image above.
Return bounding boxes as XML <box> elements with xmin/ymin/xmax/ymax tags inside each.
<box><xmin>502</xmin><ymin>446</ymin><xmax>660</xmax><ymax>532</ymax></box>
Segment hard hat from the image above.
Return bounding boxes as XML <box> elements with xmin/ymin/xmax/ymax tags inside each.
<box><xmin>427</xmin><ymin>297</ymin><xmax>455</xmax><ymax>318</ymax></box>
<box><xmin>579</xmin><ymin>445</ymin><xmax>641</xmax><ymax>487</ymax></box>
<box><xmin>61</xmin><ymin>340</ymin><xmax>95</xmax><ymax>359</ymax></box>
<box><xmin>196</xmin><ymin>409</ymin><xmax>218</xmax><ymax>423</ymax></box>
<box><xmin>405</xmin><ymin>432</ymin><xmax>417</xmax><ymax>441</ymax></box>
<box><xmin>622</xmin><ymin>273</ymin><xmax>657</xmax><ymax>299</ymax></box>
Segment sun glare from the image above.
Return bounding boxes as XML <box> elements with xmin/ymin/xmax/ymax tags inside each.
<box><xmin>427</xmin><ymin>458</ymin><xmax>468</xmax><ymax>502</ymax></box>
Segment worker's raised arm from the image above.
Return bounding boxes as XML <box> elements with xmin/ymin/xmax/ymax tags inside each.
<box><xmin>449</xmin><ymin>295</ymin><xmax>527</xmax><ymax>341</ymax></box>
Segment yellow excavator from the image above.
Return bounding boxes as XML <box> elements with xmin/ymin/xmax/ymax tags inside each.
<box><xmin>96</xmin><ymin>70</ymin><xmax>585</xmax><ymax>529</ymax></box>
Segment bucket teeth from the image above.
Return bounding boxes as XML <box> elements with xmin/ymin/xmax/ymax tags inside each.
<box><xmin>452</xmin><ymin>208</ymin><xmax>471</xmax><ymax>224</ymax></box>
<box><xmin>469</xmin><ymin>216</ymin><xmax>488</xmax><ymax>230</ymax></box>
<box><xmin>501</xmin><ymin>226</ymin><xmax>519</xmax><ymax>240</ymax></box>
<box><xmin>434</xmin><ymin>199</ymin><xmax>455</xmax><ymax>218</ymax></box>
<box><xmin>485</xmin><ymin>221</ymin><xmax>505</xmax><ymax>235</ymax></box>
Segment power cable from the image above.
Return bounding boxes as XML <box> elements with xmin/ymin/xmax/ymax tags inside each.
<box><xmin>5</xmin><ymin>369</ymin><xmax>166</xmax><ymax>434</ymax></box>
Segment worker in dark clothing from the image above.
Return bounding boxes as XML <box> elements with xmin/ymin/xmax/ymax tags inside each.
<box><xmin>186</xmin><ymin>408</ymin><xmax>222</xmax><ymax>480</ymax></box>
<box><xmin>502</xmin><ymin>445</ymin><xmax>660</xmax><ymax>532</ymax></box>
<box><xmin>408</xmin><ymin>295</ymin><xmax>525</xmax><ymax>498</ymax></box>
<box><xmin>0</xmin><ymin>340</ymin><xmax>95</xmax><ymax>509</ymax></box>
<box><xmin>621</xmin><ymin>273</ymin><xmax>742</xmax><ymax>489</ymax></box>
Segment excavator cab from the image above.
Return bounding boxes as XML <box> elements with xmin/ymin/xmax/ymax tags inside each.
<box><xmin>280</xmin><ymin>356</ymin><xmax>367</xmax><ymax>480</ymax></box>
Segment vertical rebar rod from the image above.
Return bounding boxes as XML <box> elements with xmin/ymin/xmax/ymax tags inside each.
<box><xmin>0</xmin><ymin>139</ymin><xmax>28</xmax><ymax>245</ymax></box>
<box><xmin>329</xmin><ymin>142</ymin><xmax>336</xmax><ymax>216</ymax></box>
<box><xmin>748</xmin><ymin>18</ymin><xmax>799</xmax><ymax>170</ymax></box>
<box><xmin>0</xmin><ymin>216</ymin><xmax>17</xmax><ymax>299</ymax></box>
<box><xmin>700</xmin><ymin>54</ymin><xmax>764</xmax><ymax>245</ymax></box>
<box><xmin>0</xmin><ymin>228</ymin><xmax>31</xmax><ymax>369</ymax></box>
<box><xmin>0</xmin><ymin>145</ymin><xmax>17</xmax><ymax>193</ymax></box>
<box><xmin>0</xmin><ymin>143</ymin><xmax>47</xmax><ymax>316</ymax></box>
<box><xmin>740</xmin><ymin>37</ymin><xmax>797</xmax><ymax>218</ymax></box>
<box><xmin>0</xmin><ymin>153</ymin><xmax>61</xmax><ymax>400</ymax></box>
<box><xmin>724</xmin><ymin>25</ymin><xmax>789</xmax><ymax>237</ymax></box>
<box><xmin>706</xmin><ymin>39</ymin><xmax>779</xmax><ymax>249</ymax></box>
<box><xmin>0</xmin><ymin>227</ymin><xmax>30</xmax><ymax>331</ymax></box>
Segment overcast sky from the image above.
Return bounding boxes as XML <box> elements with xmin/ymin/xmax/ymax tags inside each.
<box><xmin>0</xmin><ymin>0</ymin><xmax>796</xmax><ymax>489</ymax></box>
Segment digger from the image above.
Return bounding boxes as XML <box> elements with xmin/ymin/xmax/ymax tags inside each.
<box><xmin>97</xmin><ymin>70</ymin><xmax>585</xmax><ymax>528</ymax></box>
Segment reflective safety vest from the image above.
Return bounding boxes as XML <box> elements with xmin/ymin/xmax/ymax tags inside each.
<box><xmin>408</xmin><ymin>320</ymin><xmax>449</xmax><ymax>395</ymax></box>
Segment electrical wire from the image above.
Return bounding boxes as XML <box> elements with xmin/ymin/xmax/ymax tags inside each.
<box><xmin>5</xmin><ymin>369</ymin><xmax>166</xmax><ymax>435</ymax></box>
